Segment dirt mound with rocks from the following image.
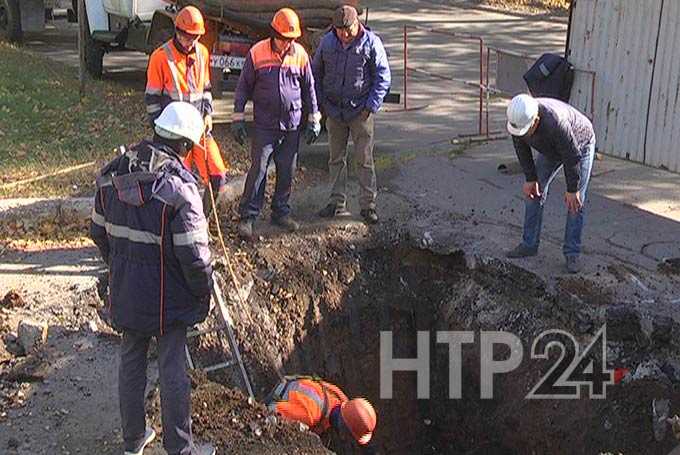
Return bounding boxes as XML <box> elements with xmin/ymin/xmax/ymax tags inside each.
<box><xmin>147</xmin><ymin>372</ymin><xmax>329</xmax><ymax>454</ymax></box>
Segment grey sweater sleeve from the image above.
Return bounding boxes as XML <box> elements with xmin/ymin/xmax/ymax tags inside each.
<box><xmin>512</xmin><ymin>136</ymin><xmax>538</xmax><ymax>182</ymax></box>
<box><xmin>553</xmin><ymin>122</ymin><xmax>582</xmax><ymax>193</ymax></box>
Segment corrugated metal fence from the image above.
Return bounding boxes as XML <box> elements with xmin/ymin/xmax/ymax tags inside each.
<box><xmin>568</xmin><ymin>0</ymin><xmax>680</xmax><ymax>171</ymax></box>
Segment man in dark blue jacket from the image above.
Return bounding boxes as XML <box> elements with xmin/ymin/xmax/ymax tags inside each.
<box><xmin>232</xmin><ymin>8</ymin><xmax>320</xmax><ymax>240</ymax></box>
<box><xmin>313</xmin><ymin>5</ymin><xmax>391</xmax><ymax>224</ymax></box>
<box><xmin>90</xmin><ymin>102</ymin><xmax>215</xmax><ymax>455</ymax></box>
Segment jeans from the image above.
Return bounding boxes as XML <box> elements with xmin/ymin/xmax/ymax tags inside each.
<box><xmin>239</xmin><ymin>128</ymin><xmax>300</xmax><ymax>220</ymax></box>
<box><xmin>521</xmin><ymin>139</ymin><xmax>595</xmax><ymax>257</ymax></box>
<box><xmin>119</xmin><ymin>326</ymin><xmax>193</xmax><ymax>455</ymax></box>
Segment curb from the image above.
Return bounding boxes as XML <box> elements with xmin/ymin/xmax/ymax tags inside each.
<box><xmin>0</xmin><ymin>167</ymin><xmax>273</xmax><ymax>221</ymax></box>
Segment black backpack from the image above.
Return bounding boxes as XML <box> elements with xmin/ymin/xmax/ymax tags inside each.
<box><xmin>523</xmin><ymin>53</ymin><xmax>574</xmax><ymax>102</ymax></box>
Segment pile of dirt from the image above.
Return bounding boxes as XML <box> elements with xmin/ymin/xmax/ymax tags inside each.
<box><xmin>202</xmin><ymin>222</ymin><xmax>680</xmax><ymax>454</ymax></box>
<box><xmin>147</xmin><ymin>372</ymin><xmax>329</xmax><ymax>455</ymax></box>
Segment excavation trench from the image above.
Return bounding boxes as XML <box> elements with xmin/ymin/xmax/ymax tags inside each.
<box><xmin>190</xmin><ymin>232</ymin><xmax>679</xmax><ymax>455</ymax></box>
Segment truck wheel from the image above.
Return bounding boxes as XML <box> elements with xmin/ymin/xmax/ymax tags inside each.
<box><xmin>0</xmin><ymin>0</ymin><xmax>22</xmax><ymax>43</ymax></box>
<box><xmin>81</xmin><ymin>1</ymin><xmax>104</xmax><ymax>78</ymax></box>
<box><xmin>85</xmin><ymin>36</ymin><xmax>104</xmax><ymax>78</ymax></box>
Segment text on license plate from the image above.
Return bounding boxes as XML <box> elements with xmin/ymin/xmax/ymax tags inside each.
<box><xmin>210</xmin><ymin>55</ymin><xmax>245</xmax><ymax>70</ymax></box>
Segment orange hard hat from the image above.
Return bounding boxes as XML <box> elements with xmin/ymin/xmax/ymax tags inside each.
<box><xmin>340</xmin><ymin>398</ymin><xmax>376</xmax><ymax>445</ymax></box>
<box><xmin>175</xmin><ymin>6</ymin><xmax>205</xmax><ymax>35</ymax></box>
<box><xmin>271</xmin><ymin>8</ymin><xmax>301</xmax><ymax>39</ymax></box>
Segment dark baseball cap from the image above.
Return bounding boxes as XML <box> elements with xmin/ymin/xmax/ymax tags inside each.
<box><xmin>333</xmin><ymin>5</ymin><xmax>359</xmax><ymax>28</ymax></box>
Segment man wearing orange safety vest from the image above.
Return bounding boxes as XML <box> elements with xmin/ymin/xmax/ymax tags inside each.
<box><xmin>145</xmin><ymin>6</ymin><xmax>228</xmax><ymax>196</ymax></box>
<box><xmin>265</xmin><ymin>376</ymin><xmax>379</xmax><ymax>454</ymax></box>
<box><xmin>232</xmin><ymin>8</ymin><xmax>321</xmax><ymax>240</ymax></box>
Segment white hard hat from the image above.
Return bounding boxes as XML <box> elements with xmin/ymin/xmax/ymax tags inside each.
<box><xmin>506</xmin><ymin>94</ymin><xmax>539</xmax><ymax>136</ymax></box>
<box><xmin>154</xmin><ymin>102</ymin><xmax>204</xmax><ymax>145</ymax></box>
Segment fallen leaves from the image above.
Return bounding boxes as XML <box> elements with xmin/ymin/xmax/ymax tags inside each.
<box><xmin>0</xmin><ymin>209</ymin><xmax>91</xmax><ymax>251</ymax></box>
<box><xmin>1</xmin><ymin>290</ymin><xmax>25</xmax><ymax>309</ymax></box>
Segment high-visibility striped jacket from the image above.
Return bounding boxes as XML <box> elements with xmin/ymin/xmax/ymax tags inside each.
<box><xmin>234</xmin><ymin>39</ymin><xmax>320</xmax><ymax>131</ymax></box>
<box><xmin>145</xmin><ymin>39</ymin><xmax>213</xmax><ymax>125</ymax></box>
<box><xmin>90</xmin><ymin>140</ymin><xmax>213</xmax><ymax>335</ymax></box>
<box><xmin>267</xmin><ymin>377</ymin><xmax>348</xmax><ymax>434</ymax></box>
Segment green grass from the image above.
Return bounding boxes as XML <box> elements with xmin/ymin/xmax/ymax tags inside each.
<box><xmin>0</xmin><ymin>41</ymin><xmax>147</xmax><ymax>198</ymax></box>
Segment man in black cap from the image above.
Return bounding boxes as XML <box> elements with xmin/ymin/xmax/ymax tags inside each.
<box><xmin>312</xmin><ymin>5</ymin><xmax>391</xmax><ymax>224</ymax></box>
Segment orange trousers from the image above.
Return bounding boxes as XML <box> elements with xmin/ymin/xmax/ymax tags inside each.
<box><xmin>183</xmin><ymin>135</ymin><xmax>228</xmax><ymax>191</ymax></box>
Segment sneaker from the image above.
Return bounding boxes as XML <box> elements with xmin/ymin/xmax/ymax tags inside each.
<box><xmin>505</xmin><ymin>244</ymin><xmax>538</xmax><ymax>258</ymax></box>
<box><xmin>360</xmin><ymin>208</ymin><xmax>378</xmax><ymax>225</ymax></box>
<box><xmin>238</xmin><ymin>218</ymin><xmax>254</xmax><ymax>240</ymax></box>
<box><xmin>566</xmin><ymin>256</ymin><xmax>581</xmax><ymax>274</ymax></box>
<box><xmin>272</xmin><ymin>215</ymin><xmax>300</xmax><ymax>232</ymax></box>
<box><xmin>318</xmin><ymin>203</ymin><xmax>351</xmax><ymax>218</ymax></box>
<box><xmin>124</xmin><ymin>427</ymin><xmax>156</xmax><ymax>455</ymax></box>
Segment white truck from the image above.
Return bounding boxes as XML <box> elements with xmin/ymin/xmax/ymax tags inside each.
<box><xmin>78</xmin><ymin>0</ymin><xmax>174</xmax><ymax>77</ymax></box>
<box><xmin>0</xmin><ymin>0</ymin><xmax>77</xmax><ymax>42</ymax></box>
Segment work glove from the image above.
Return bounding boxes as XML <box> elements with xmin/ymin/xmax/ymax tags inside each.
<box><xmin>304</xmin><ymin>121</ymin><xmax>321</xmax><ymax>145</ymax></box>
<box><xmin>230</xmin><ymin>120</ymin><xmax>248</xmax><ymax>146</ymax></box>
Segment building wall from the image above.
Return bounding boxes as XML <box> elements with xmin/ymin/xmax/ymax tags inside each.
<box><xmin>645</xmin><ymin>0</ymin><xmax>680</xmax><ymax>171</ymax></box>
<box><xmin>568</xmin><ymin>0</ymin><xmax>680</xmax><ymax>171</ymax></box>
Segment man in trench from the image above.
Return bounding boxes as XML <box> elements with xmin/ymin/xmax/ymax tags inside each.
<box><xmin>505</xmin><ymin>94</ymin><xmax>596</xmax><ymax>273</ymax></box>
<box><xmin>265</xmin><ymin>375</ymin><xmax>380</xmax><ymax>454</ymax></box>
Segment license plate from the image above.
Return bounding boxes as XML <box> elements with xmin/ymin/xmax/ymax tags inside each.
<box><xmin>210</xmin><ymin>55</ymin><xmax>245</xmax><ymax>70</ymax></box>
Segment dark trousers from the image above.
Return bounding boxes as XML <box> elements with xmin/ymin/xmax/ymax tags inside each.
<box><xmin>119</xmin><ymin>326</ymin><xmax>193</xmax><ymax>455</ymax></box>
<box><xmin>239</xmin><ymin>128</ymin><xmax>300</xmax><ymax>220</ymax></box>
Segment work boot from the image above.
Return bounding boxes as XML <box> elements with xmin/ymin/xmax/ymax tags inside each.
<box><xmin>566</xmin><ymin>256</ymin><xmax>581</xmax><ymax>274</ymax></box>
<box><xmin>318</xmin><ymin>203</ymin><xmax>351</xmax><ymax>218</ymax></box>
<box><xmin>506</xmin><ymin>244</ymin><xmax>538</xmax><ymax>258</ymax></box>
<box><xmin>124</xmin><ymin>427</ymin><xmax>156</xmax><ymax>455</ymax></box>
<box><xmin>272</xmin><ymin>215</ymin><xmax>300</xmax><ymax>232</ymax></box>
<box><xmin>360</xmin><ymin>208</ymin><xmax>379</xmax><ymax>225</ymax></box>
<box><xmin>238</xmin><ymin>218</ymin><xmax>254</xmax><ymax>240</ymax></box>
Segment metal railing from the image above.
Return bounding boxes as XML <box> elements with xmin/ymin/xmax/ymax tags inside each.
<box><xmin>399</xmin><ymin>26</ymin><xmax>597</xmax><ymax>140</ymax></box>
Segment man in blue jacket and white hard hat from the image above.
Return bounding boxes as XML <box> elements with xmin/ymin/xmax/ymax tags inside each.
<box><xmin>91</xmin><ymin>102</ymin><xmax>216</xmax><ymax>455</ymax></box>
<box><xmin>505</xmin><ymin>94</ymin><xmax>596</xmax><ymax>273</ymax></box>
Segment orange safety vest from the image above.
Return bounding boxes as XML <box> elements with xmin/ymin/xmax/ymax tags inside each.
<box><xmin>145</xmin><ymin>39</ymin><xmax>212</xmax><ymax>119</ymax></box>
<box><xmin>269</xmin><ymin>376</ymin><xmax>348</xmax><ymax>434</ymax></box>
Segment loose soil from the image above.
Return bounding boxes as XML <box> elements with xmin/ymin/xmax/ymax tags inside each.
<box><xmin>4</xmin><ymin>212</ymin><xmax>680</xmax><ymax>454</ymax></box>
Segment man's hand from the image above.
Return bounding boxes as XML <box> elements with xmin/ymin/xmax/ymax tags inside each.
<box><xmin>304</xmin><ymin>121</ymin><xmax>321</xmax><ymax>145</ymax></box>
<box><xmin>360</xmin><ymin>109</ymin><xmax>372</xmax><ymax>121</ymax></box>
<box><xmin>523</xmin><ymin>181</ymin><xmax>541</xmax><ymax>200</ymax></box>
<box><xmin>564</xmin><ymin>191</ymin><xmax>582</xmax><ymax>214</ymax></box>
<box><xmin>204</xmin><ymin>114</ymin><xmax>213</xmax><ymax>134</ymax></box>
<box><xmin>230</xmin><ymin>120</ymin><xmax>248</xmax><ymax>146</ymax></box>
